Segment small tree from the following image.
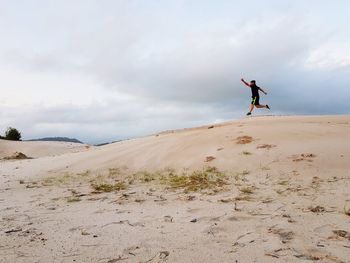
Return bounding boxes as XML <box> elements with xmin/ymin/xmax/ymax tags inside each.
<box><xmin>5</xmin><ymin>127</ymin><xmax>22</xmax><ymax>141</ymax></box>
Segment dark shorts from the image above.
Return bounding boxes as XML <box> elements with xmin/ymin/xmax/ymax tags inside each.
<box><xmin>251</xmin><ymin>96</ymin><xmax>260</xmax><ymax>105</ymax></box>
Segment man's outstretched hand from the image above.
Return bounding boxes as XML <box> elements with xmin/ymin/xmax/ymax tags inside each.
<box><xmin>241</xmin><ymin>78</ymin><xmax>244</xmax><ymax>82</ymax></box>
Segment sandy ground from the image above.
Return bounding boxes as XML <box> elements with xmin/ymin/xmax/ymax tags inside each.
<box><xmin>1</xmin><ymin>115</ymin><xmax>350</xmax><ymax>263</ymax></box>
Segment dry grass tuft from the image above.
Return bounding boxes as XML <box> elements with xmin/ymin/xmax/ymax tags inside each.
<box><xmin>3</xmin><ymin>152</ymin><xmax>32</xmax><ymax>160</ymax></box>
<box><xmin>257</xmin><ymin>144</ymin><xmax>276</xmax><ymax>150</ymax></box>
<box><xmin>66</xmin><ymin>196</ymin><xmax>81</xmax><ymax>202</ymax></box>
<box><xmin>91</xmin><ymin>181</ymin><xmax>126</xmax><ymax>193</ymax></box>
<box><xmin>166</xmin><ymin>167</ymin><xmax>228</xmax><ymax>193</ymax></box>
<box><xmin>234</xmin><ymin>170</ymin><xmax>250</xmax><ymax>182</ymax></box>
<box><xmin>277</xmin><ymin>180</ymin><xmax>289</xmax><ymax>186</ymax></box>
<box><xmin>108</xmin><ymin>168</ymin><xmax>120</xmax><ymax>177</ymax></box>
<box><xmin>242</xmin><ymin>151</ymin><xmax>252</xmax><ymax>155</ymax></box>
<box><xmin>332</xmin><ymin>230</ymin><xmax>350</xmax><ymax>240</ymax></box>
<box><xmin>291</xmin><ymin>153</ymin><xmax>316</xmax><ymax>162</ymax></box>
<box><xmin>268</xmin><ymin>228</ymin><xmax>294</xmax><ymax>243</ymax></box>
<box><xmin>237</xmin><ymin>170</ymin><xmax>250</xmax><ymax>176</ymax></box>
<box><xmin>41</xmin><ymin>173</ymin><xmax>75</xmax><ymax>186</ymax></box>
<box><xmin>134</xmin><ymin>171</ymin><xmax>157</xmax><ymax>183</ymax></box>
<box><xmin>301</xmin><ymin>153</ymin><xmax>316</xmax><ymax>158</ymax></box>
<box><xmin>239</xmin><ymin>186</ymin><xmax>255</xmax><ymax>194</ymax></box>
<box><xmin>234</xmin><ymin>195</ymin><xmax>254</xmax><ymax>201</ymax></box>
<box><xmin>309</xmin><ymin>205</ymin><xmax>325</xmax><ymax>213</ymax></box>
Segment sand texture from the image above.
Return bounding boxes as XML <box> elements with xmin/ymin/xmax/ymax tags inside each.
<box><xmin>1</xmin><ymin>115</ymin><xmax>350</xmax><ymax>262</ymax></box>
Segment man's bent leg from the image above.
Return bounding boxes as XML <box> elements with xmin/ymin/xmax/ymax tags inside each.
<box><xmin>255</xmin><ymin>105</ymin><xmax>267</xmax><ymax>108</ymax></box>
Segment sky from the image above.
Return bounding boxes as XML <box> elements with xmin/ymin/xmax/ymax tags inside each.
<box><xmin>0</xmin><ymin>0</ymin><xmax>349</xmax><ymax>144</ymax></box>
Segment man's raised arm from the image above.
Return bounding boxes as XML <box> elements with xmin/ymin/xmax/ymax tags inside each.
<box><xmin>241</xmin><ymin>78</ymin><xmax>250</xmax><ymax>87</ymax></box>
<box><xmin>259</xmin><ymin>87</ymin><xmax>267</xmax><ymax>95</ymax></box>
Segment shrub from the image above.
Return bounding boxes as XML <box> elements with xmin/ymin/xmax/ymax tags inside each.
<box><xmin>4</xmin><ymin>127</ymin><xmax>21</xmax><ymax>141</ymax></box>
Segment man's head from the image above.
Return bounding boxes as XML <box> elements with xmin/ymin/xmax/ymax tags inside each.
<box><xmin>250</xmin><ymin>80</ymin><xmax>256</xmax><ymax>85</ymax></box>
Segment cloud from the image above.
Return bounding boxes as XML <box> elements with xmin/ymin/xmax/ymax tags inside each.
<box><xmin>0</xmin><ymin>98</ymin><xmax>231</xmax><ymax>143</ymax></box>
<box><xmin>0</xmin><ymin>1</ymin><xmax>349</xmax><ymax>143</ymax></box>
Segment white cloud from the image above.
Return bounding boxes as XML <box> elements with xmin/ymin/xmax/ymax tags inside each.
<box><xmin>0</xmin><ymin>1</ymin><xmax>349</xmax><ymax>143</ymax></box>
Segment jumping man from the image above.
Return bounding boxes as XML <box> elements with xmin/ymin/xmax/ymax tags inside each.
<box><xmin>241</xmin><ymin>78</ymin><xmax>270</xmax><ymax>116</ymax></box>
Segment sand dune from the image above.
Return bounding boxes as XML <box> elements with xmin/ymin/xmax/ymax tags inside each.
<box><xmin>1</xmin><ymin>115</ymin><xmax>350</xmax><ymax>262</ymax></box>
<box><xmin>0</xmin><ymin>139</ymin><xmax>91</xmax><ymax>159</ymax></box>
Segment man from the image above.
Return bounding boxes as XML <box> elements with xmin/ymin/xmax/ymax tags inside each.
<box><xmin>241</xmin><ymin>78</ymin><xmax>270</xmax><ymax>116</ymax></box>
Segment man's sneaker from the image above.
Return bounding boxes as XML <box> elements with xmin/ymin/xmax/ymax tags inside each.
<box><xmin>246</xmin><ymin>112</ymin><xmax>251</xmax><ymax>116</ymax></box>
<box><xmin>266</xmin><ymin>105</ymin><xmax>270</xmax><ymax>110</ymax></box>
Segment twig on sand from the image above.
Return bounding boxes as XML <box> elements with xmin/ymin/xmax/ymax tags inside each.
<box><xmin>102</xmin><ymin>220</ymin><xmax>139</xmax><ymax>227</ymax></box>
<box><xmin>265</xmin><ymin>252</ymin><xmax>279</xmax><ymax>258</ymax></box>
<box><xmin>5</xmin><ymin>228</ymin><xmax>22</xmax><ymax>234</ymax></box>
<box><xmin>105</xmin><ymin>255</ymin><xmax>128</xmax><ymax>262</ymax></box>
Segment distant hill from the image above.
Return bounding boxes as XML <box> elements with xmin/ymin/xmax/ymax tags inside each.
<box><xmin>94</xmin><ymin>140</ymin><xmax>123</xmax><ymax>147</ymax></box>
<box><xmin>28</xmin><ymin>137</ymin><xmax>84</xmax><ymax>144</ymax></box>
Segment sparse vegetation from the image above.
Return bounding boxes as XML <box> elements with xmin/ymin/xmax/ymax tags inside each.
<box><xmin>66</xmin><ymin>196</ymin><xmax>81</xmax><ymax>202</ymax></box>
<box><xmin>41</xmin><ymin>172</ymin><xmax>75</xmax><ymax>186</ymax></box>
<box><xmin>275</xmin><ymin>189</ymin><xmax>285</xmax><ymax>195</ymax></box>
<box><xmin>164</xmin><ymin>167</ymin><xmax>228</xmax><ymax>193</ymax></box>
<box><xmin>3</xmin><ymin>152</ymin><xmax>31</xmax><ymax>160</ymax></box>
<box><xmin>134</xmin><ymin>171</ymin><xmax>157</xmax><ymax>182</ymax></box>
<box><xmin>26</xmin><ymin>166</ymin><xmax>254</xmax><ymax>196</ymax></box>
<box><xmin>332</xmin><ymin>230</ymin><xmax>350</xmax><ymax>240</ymax></box>
<box><xmin>239</xmin><ymin>186</ymin><xmax>254</xmax><ymax>194</ymax></box>
<box><xmin>234</xmin><ymin>170</ymin><xmax>250</xmax><ymax>182</ymax></box>
<box><xmin>291</xmin><ymin>153</ymin><xmax>316</xmax><ymax>162</ymax></box>
<box><xmin>38</xmin><ymin>168</ymin><xmax>125</xmax><ymax>189</ymax></box>
<box><xmin>91</xmin><ymin>181</ymin><xmax>126</xmax><ymax>192</ymax></box>
<box><xmin>234</xmin><ymin>195</ymin><xmax>254</xmax><ymax>201</ymax></box>
<box><xmin>269</xmin><ymin>227</ymin><xmax>294</xmax><ymax>243</ymax></box>
<box><xmin>257</xmin><ymin>144</ymin><xmax>276</xmax><ymax>150</ymax></box>
<box><xmin>277</xmin><ymin>180</ymin><xmax>289</xmax><ymax>186</ymax></box>
<box><xmin>239</xmin><ymin>170</ymin><xmax>250</xmax><ymax>176</ymax></box>
<box><xmin>108</xmin><ymin>168</ymin><xmax>120</xmax><ymax>177</ymax></box>
<box><xmin>309</xmin><ymin>205</ymin><xmax>325</xmax><ymax>213</ymax></box>
<box><xmin>310</xmin><ymin>176</ymin><xmax>322</xmax><ymax>192</ymax></box>
<box><xmin>77</xmin><ymin>170</ymin><xmax>91</xmax><ymax>177</ymax></box>
<box><xmin>242</xmin><ymin>151</ymin><xmax>252</xmax><ymax>155</ymax></box>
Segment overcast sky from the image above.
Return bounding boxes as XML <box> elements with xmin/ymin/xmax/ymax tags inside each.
<box><xmin>1</xmin><ymin>0</ymin><xmax>349</xmax><ymax>144</ymax></box>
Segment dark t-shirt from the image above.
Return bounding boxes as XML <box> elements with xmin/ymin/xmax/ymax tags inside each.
<box><xmin>250</xmin><ymin>84</ymin><xmax>260</xmax><ymax>98</ymax></box>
